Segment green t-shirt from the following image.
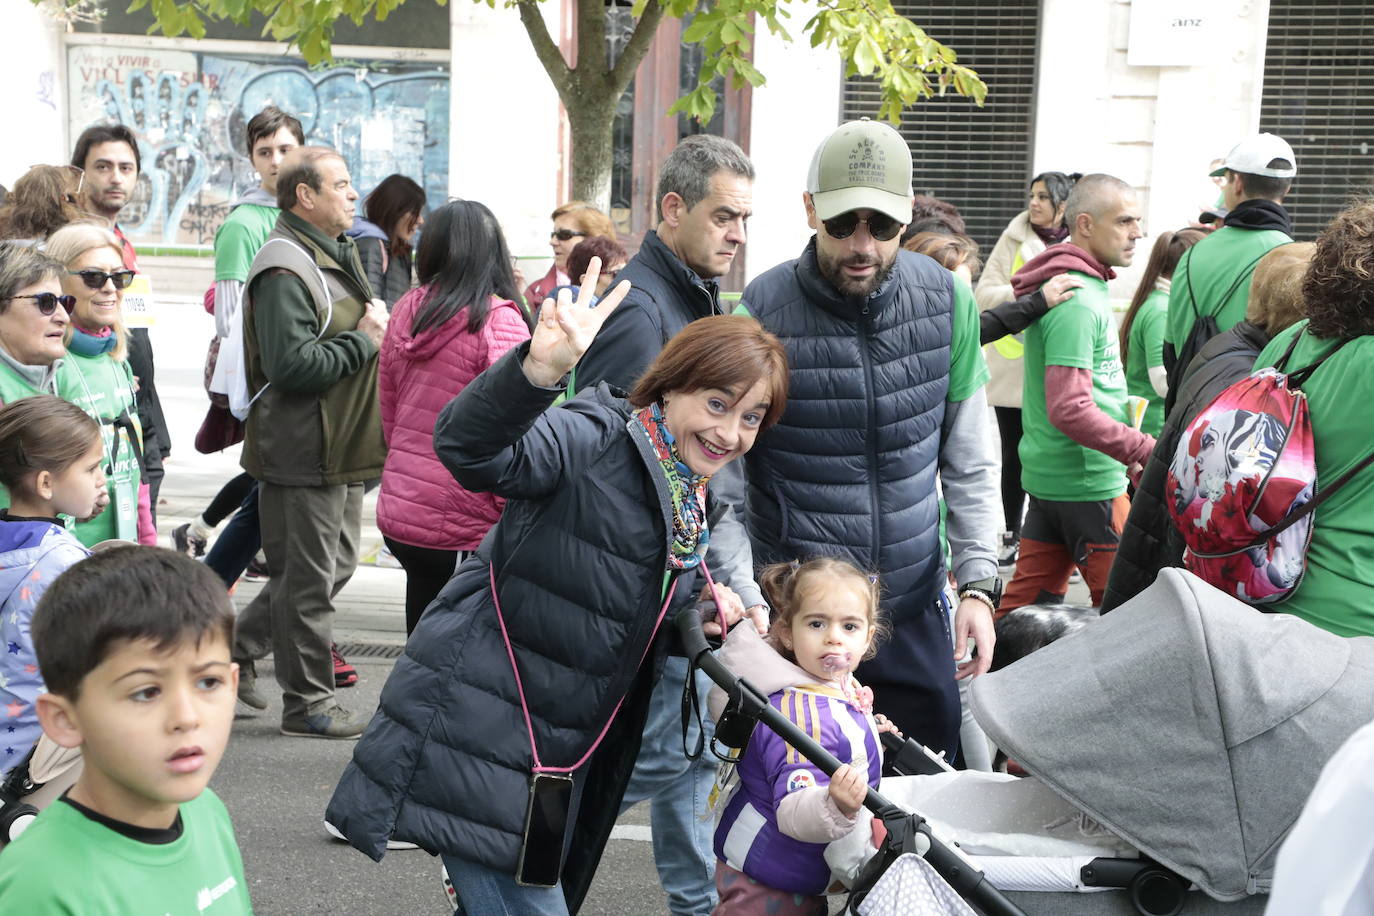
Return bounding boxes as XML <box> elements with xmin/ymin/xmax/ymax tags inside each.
<box><xmin>1254</xmin><ymin>321</ymin><xmax>1374</xmax><ymax>637</ymax></box>
<box><xmin>214</xmin><ymin>204</ymin><xmax>281</xmax><ymax>283</ymax></box>
<box><xmin>949</xmin><ymin>273</ymin><xmax>991</xmax><ymax>401</ymax></box>
<box><xmin>0</xmin><ymin>789</ymin><xmax>252</xmax><ymax>914</ymax></box>
<box><xmin>1020</xmin><ymin>272</ymin><xmax>1128</xmax><ymax>501</ymax></box>
<box><xmin>1165</xmin><ymin>225</ymin><xmax>1291</xmax><ymax>349</ymax></box>
<box><xmin>1126</xmin><ymin>288</ymin><xmax>1168</xmax><ymax>438</ymax></box>
<box><xmin>57</xmin><ymin>350</ymin><xmax>141</xmax><ymax>544</ymax></box>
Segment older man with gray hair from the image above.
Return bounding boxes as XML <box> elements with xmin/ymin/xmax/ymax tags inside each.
<box><xmin>1000</xmin><ymin>173</ymin><xmax>1151</xmax><ymax>612</ymax></box>
<box><xmin>567</xmin><ymin>134</ymin><xmax>760</xmax><ymax>916</ymax></box>
<box><xmin>234</xmin><ymin>146</ymin><xmax>389</xmax><ymax>740</ymax></box>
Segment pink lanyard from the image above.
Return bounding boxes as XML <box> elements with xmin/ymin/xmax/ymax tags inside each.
<box><xmin>488</xmin><ymin>562</ymin><xmax>704</xmax><ymax>774</ymax></box>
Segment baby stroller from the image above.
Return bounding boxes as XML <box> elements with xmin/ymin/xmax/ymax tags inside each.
<box><xmin>0</xmin><ymin>744</ymin><xmax>43</xmax><ymax>844</ymax></box>
<box><xmin>680</xmin><ymin>567</ymin><xmax>1374</xmax><ymax>915</ymax></box>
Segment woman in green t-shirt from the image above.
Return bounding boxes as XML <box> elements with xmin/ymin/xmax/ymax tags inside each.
<box><xmin>1253</xmin><ymin>202</ymin><xmax>1374</xmax><ymax>637</ymax></box>
<box><xmin>45</xmin><ymin>224</ymin><xmax>150</xmax><ymax>546</ymax></box>
<box><xmin>1119</xmin><ymin>229</ymin><xmax>1203</xmax><ymax>437</ymax></box>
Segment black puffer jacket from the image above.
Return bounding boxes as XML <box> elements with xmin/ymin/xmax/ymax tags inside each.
<box><xmin>326</xmin><ymin>343</ymin><xmax>698</xmax><ymax>908</ymax></box>
<box><xmin>575</xmin><ymin>229</ymin><xmax>718</xmax><ymax>390</ymax></box>
<box><xmin>1103</xmin><ymin>320</ymin><xmax>1272</xmax><ymax>611</ymax></box>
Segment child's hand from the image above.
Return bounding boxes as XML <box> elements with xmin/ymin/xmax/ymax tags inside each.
<box><xmin>828</xmin><ymin>764</ymin><xmax>867</xmax><ymax>818</ymax></box>
<box><xmin>873</xmin><ymin>713</ymin><xmax>903</xmax><ymax>739</ymax></box>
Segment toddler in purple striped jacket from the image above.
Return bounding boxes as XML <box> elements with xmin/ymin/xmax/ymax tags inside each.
<box><xmin>713</xmin><ymin>557</ymin><xmax>897</xmax><ymax>915</ymax></box>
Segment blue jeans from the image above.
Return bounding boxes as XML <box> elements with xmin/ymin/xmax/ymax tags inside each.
<box><xmin>205</xmin><ymin>483</ymin><xmax>261</xmax><ymax>588</ymax></box>
<box><xmin>619</xmin><ymin>655</ymin><xmax>717</xmax><ymax>916</ymax></box>
<box><xmin>443</xmin><ymin>855</ymin><xmax>569</xmax><ymax>916</ymax></box>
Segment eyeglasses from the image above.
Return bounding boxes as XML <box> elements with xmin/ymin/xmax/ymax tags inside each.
<box><xmin>68</xmin><ymin>269</ymin><xmax>136</xmax><ymax>291</ymax></box>
<box><xmin>9</xmin><ymin>293</ymin><xmax>76</xmax><ymax>316</ymax></box>
<box><xmin>821</xmin><ymin>211</ymin><xmax>903</xmax><ymax>242</ymax></box>
<box><xmin>550</xmin><ymin>229</ymin><xmax>586</xmax><ymax>242</ymax></box>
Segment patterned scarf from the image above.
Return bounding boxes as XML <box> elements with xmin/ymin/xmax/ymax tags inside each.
<box><xmin>632</xmin><ymin>402</ymin><xmax>710</xmax><ymax>569</ymax></box>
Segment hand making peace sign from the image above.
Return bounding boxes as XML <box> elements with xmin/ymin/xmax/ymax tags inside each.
<box><xmin>520</xmin><ymin>256</ymin><xmax>630</xmax><ymax>388</ymax></box>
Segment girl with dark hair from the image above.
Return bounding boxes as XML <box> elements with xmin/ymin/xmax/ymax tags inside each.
<box><xmin>1119</xmin><ymin>229</ymin><xmax>1204</xmax><ymax>437</ymax></box>
<box><xmin>974</xmin><ymin>170</ymin><xmax>1081</xmax><ymax>566</ymax></box>
<box><xmin>0</xmin><ymin>396</ymin><xmax>100</xmax><ymax>788</ymax></box>
<box><xmin>376</xmin><ymin>199</ymin><xmax>533</xmax><ymax>634</ymax></box>
<box><xmin>348</xmin><ymin>174</ymin><xmax>426</xmax><ymax>309</ymax></box>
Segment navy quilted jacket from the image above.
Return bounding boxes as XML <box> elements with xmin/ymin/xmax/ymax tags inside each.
<box><xmin>743</xmin><ymin>241</ymin><xmax>955</xmax><ymax>609</ymax></box>
<box><xmin>327</xmin><ymin>343</ymin><xmax>698</xmax><ymax>909</ymax></box>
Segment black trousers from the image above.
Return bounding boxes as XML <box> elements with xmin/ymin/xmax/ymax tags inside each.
<box><xmin>383</xmin><ymin>537</ymin><xmax>466</xmax><ymax>635</ymax></box>
<box><xmin>854</xmin><ymin>591</ymin><xmax>960</xmax><ymax>759</ymax></box>
<box><xmin>995</xmin><ymin>406</ymin><xmax>1026</xmax><ymax>538</ymax></box>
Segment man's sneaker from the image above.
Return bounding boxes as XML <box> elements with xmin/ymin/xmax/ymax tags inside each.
<box><xmin>172</xmin><ymin>523</ymin><xmax>207</xmax><ymax>559</ymax></box>
<box><xmin>280</xmin><ymin>704</ymin><xmax>366</xmax><ymax>739</ymax></box>
<box><xmin>236</xmin><ymin>659</ymin><xmax>268</xmax><ymax>711</ymax></box>
<box><xmin>998</xmin><ymin>533</ymin><xmax>1019</xmax><ymax>568</ymax></box>
<box><xmin>324</xmin><ymin>820</ymin><xmax>418</xmax><ymax>850</ymax></box>
<box><xmin>242</xmin><ymin>557</ymin><xmax>270</xmax><ymax>582</ymax></box>
<box><xmin>333</xmin><ymin>643</ymin><xmax>358</xmax><ymax>688</ymax></box>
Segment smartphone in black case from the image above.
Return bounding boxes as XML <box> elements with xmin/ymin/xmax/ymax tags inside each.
<box><xmin>516</xmin><ymin>773</ymin><xmax>574</xmax><ymax>887</ymax></box>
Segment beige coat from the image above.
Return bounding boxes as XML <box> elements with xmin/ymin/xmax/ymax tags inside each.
<box><xmin>974</xmin><ymin>210</ymin><xmax>1048</xmax><ymax>408</ymax></box>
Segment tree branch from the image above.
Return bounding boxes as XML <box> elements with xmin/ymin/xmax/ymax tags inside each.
<box><xmin>608</xmin><ymin>0</ymin><xmax>666</xmax><ymax>94</ymax></box>
<box><xmin>515</xmin><ymin>0</ymin><xmax>572</xmax><ymax>95</ymax></box>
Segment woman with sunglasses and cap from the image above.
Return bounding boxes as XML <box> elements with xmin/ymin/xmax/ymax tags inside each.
<box><xmin>44</xmin><ymin>224</ymin><xmax>154</xmax><ymax>547</ymax></box>
<box><xmin>523</xmin><ymin>201</ymin><xmax>616</xmax><ymax>309</ymax></box>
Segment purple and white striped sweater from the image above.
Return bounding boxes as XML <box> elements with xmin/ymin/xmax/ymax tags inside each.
<box><xmin>713</xmin><ymin>681</ymin><xmax>881</xmax><ymax>895</ymax></box>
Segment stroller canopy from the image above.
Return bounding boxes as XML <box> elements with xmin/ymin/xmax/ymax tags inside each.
<box><xmin>970</xmin><ymin>568</ymin><xmax>1374</xmax><ymax>901</ymax></box>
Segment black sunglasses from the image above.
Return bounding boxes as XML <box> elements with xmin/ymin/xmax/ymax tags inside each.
<box><xmin>68</xmin><ymin>269</ymin><xmax>137</xmax><ymax>291</ymax></box>
<box><xmin>10</xmin><ymin>293</ymin><xmax>76</xmax><ymax>316</ymax></box>
<box><xmin>822</xmin><ymin>211</ymin><xmax>903</xmax><ymax>242</ymax></box>
<box><xmin>550</xmin><ymin>229</ymin><xmax>585</xmax><ymax>242</ymax></box>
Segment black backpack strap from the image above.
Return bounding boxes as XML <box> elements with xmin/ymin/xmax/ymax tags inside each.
<box><xmin>1250</xmin><ymin>446</ymin><xmax>1374</xmax><ymax>548</ymax></box>
<box><xmin>1207</xmin><ymin>250</ymin><xmax>1270</xmax><ymax>320</ymax></box>
<box><xmin>1272</xmin><ymin>327</ymin><xmax>1307</xmax><ymax>374</ymax></box>
<box><xmin>1286</xmin><ymin>334</ymin><xmax>1355</xmax><ymax>388</ymax></box>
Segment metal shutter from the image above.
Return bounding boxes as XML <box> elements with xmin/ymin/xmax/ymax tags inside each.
<box><xmin>1260</xmin><ymin>2</ymin><xmax>1374</xmax><ymax>239</ymax></box>
<box><xmin>840</xmin><ymin>0</ymin><xmax>1040</xmax><ymax>250</ymax></box>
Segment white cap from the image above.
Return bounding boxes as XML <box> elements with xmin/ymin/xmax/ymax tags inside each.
<box><xmin>806</xmin><ymin>119</ymin><xmax>914</xmax><ymax>224</ymax></box>
<box><xmin>1210</xmin><ymin>133</ymin><xmax>1297</xmax><ymax>178</ymax></box>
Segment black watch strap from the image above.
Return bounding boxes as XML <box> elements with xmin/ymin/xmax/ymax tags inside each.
<box><xmin>958</xmin><ymin>576</ymin><xmax>1003</xmax><ymax>609</ymax></box>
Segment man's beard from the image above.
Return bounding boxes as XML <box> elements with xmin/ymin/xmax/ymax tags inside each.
<box><xmin>817</xmin><ymin>247</ymin><xmax>897</xmax><ymax>300</ymax></box>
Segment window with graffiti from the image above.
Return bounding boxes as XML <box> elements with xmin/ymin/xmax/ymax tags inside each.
<box><xmin>67</xmin><ymin>44</ymin><xmax>450</xmax><ymax>247</ymax></box>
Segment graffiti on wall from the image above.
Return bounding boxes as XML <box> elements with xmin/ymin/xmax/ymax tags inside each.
<box><xmin>68</xmin><ymin>46</ymin><xmax>449</xmax><ymax>245</ymax></box>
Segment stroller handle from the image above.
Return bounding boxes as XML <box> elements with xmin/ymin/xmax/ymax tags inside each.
<box><xmin>674</xmin><ymin>607</ymin><xmax>1028</xmax><ymax>916</ymax></box>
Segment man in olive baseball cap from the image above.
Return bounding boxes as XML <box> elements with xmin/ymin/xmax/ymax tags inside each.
<box><xmin>738</xmin><ymin>118</ymin><xmax>1001</xmax><ymax>757</ymax></box>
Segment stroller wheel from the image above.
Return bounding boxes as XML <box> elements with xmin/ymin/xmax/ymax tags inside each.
<box><xmin>0</xmin><ymin>802</ymin><xmax>40</xmax><ymax>845</ymax></box>
<box><xmin>1128</xmin><ymin>865</ymin><xmax>1186</xmax><ymax>916</ymax></box>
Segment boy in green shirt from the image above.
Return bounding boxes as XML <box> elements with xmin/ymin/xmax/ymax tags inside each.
<box><xmin>0</xmin><ymin>547</ymin><xmax>251</xmax><ymax>915</ymax></box>
<box><xmin>1002</xmin><ymin>174</ymin><xmax>1156</xmax><ymax>611</ymax></box>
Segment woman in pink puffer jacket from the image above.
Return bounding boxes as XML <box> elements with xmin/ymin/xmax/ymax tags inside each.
<box><xmin>377</xmin><ymin>200</ymin><xmax>532</xmax><ymax>634</ymax></box>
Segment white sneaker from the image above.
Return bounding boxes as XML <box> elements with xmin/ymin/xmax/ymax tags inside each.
<box><xmin>376</xmin><ymin>543</ymin><xmax>402</xmax><ymax>569</ymax></box>
<box><xmin>324</xmin><ymin>819</ymin><xmax>418</xmax><ymax>850</ymax></box>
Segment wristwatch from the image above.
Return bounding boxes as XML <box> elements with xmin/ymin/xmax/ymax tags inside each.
<box><xmin>957</xmin><ymin>576</ymin><xmax>1003</xmax><ymax>612</ymax></box>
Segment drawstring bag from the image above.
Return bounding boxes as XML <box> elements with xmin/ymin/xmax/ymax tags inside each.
<box><xmin>1165</xmin><ymin>330</ymin><xmax>1374</xmax><ymax>604</ymax></box>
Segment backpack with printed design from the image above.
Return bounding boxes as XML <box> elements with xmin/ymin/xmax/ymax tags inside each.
<box><xmin>1165</xmin><ymin>331</ymin><xmax>1374</xmax><ymax>605</ymax></box>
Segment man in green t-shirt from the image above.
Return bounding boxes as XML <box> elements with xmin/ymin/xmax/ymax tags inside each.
<box><xmin>0</xmin><ymin>547</ymin><xmax>252</xmax><ymax>914</ymax></box>
<box><xmin>1002</xmin><ymin>174</ymin><xmax>1156</xmax><ymax>611</ymax></box>
<box><xmin>1164</xmin><ymin>133</ymin><xmax>1295</xmax><ymax>404</ymax></box>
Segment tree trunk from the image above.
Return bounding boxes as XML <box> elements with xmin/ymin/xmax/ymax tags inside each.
<box><xmin>566</xmin><ymin>98</ymin><xmax>617</xmax><ymax>209</ymax></box>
